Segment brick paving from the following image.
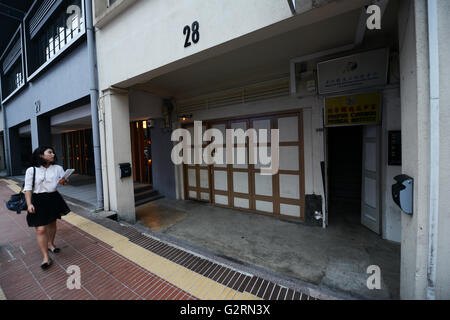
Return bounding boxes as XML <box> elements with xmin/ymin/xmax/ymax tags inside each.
<box><xmin>0</xmin><ymin>182</ymin><xmax>197</xmax><ymax>300</ymax></box>
<box><xmin>0</xmin><ymin>180</ymin><xmax>319</xmax><ymax>301</ymax></box>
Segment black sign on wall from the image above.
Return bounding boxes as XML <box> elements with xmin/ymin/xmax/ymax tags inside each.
<box><xmin>388</xmin><ymin>131</ymin><xmax>401</xmax><ymax>166</ymax></box>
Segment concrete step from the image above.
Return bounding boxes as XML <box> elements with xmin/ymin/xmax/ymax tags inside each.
<box><xmin>134</xmin><ymin>189</ymin><xmax>159</xmax><ymax>202</ymax></box>
<box><xmin>134</xmin><ymin>184</ymin><xmax>153</xmax><ymax>194</ymax></box>
<box><xmin>135</xmin><ymin>194</ymin><xmax>165</xmax><ymax>207</ymax></box>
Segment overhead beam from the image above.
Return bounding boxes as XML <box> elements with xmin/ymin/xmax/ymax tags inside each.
<box><xmin>0</xmin><ymin>3</ymin><xmax>25</xmax><ymax>21</ymax></box>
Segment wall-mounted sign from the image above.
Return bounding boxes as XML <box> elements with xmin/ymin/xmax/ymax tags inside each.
<box><xmin>388</xmin><ymin>131</ymin><xmax>401</xmax><ymax>166</ymax></box>
<box><xmin>325</xmin><ymin>92</ymin><xmax>381</xmax><ymax>126</ymax></box>
<box><xmin>317</xmin><ymin>48</ymin><xmax>388</xmax><ymax>95</ymax></box>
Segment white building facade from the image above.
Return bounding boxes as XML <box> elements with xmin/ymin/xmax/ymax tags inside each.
<box><xmin>92</xmin><ymin>0</ymin><xmax>450</xmax><ymax>299</ymax></box>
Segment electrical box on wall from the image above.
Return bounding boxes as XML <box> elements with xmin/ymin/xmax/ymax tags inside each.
<box><xmin>392</xmin><ymin>174</ymin><xmax>413</xmax><ymax>215</ymax></box>
<box><xmin>118</xmin><ymin>163</ymin><xmax>132</xmax><ymax>179</ymax></box>
<box><xmin>294</xmin><ymin>71</ymin><xmax>317</xmax><ymax>97</ymax></box>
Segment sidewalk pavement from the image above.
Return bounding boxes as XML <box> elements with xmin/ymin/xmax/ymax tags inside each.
<box><xmin>0</xmin><ymin>178</ymin><xmax>319</xmax><ymax>300</ymax></box>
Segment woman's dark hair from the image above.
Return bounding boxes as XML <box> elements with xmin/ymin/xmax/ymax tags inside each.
<box><xmin>31</xmin><ymin>146</ymin><xmax>57</xmax><ymax>167</ymax></box>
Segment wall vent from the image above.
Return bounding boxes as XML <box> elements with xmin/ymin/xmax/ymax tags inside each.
<box><xmin>175</xmin><ymin>77</ymin><xmax>290</xmax><ymax>115</ymax></box>
<box><xmin>2</xmin><ymin>39</ymin><xmax>21</xmax><ymax>73</ymax></box>
<box><xmin>28</xmin><ymin>0</ymin><xmax>58</xmax><ymax>36</ymax></box>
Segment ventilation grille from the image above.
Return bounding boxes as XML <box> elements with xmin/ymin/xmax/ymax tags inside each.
<box><xmin>29</xmin><ymin>0</ymin><xmax>57</xmax><ymax>35</ymax></box>
<box><xmin>175</xmin><ymin>77</ymin><xmax>290</xmax><ymax>114</ymax></box>
<box><xmin>2</xmin><ymin>39</ymin><xmax>21</xmax><ymax>73</ymax></box>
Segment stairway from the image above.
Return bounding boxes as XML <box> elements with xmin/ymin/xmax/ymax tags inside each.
<box><xmin>134</xmin><ymin>184</ymin><xmax>164</xmax><ymax>207</ymax></box>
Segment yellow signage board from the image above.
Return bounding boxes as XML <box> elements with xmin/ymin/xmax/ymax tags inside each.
<box><xmin>325</xmin><ymin>92</ymin><xmax>381</xmax><ymax>126</ymax></box>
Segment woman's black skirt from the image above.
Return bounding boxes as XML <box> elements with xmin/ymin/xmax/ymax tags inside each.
<box><xmin>26</xmin><ymin>191</ymin><xmax>71</xmax><ymax>227</ymax></box>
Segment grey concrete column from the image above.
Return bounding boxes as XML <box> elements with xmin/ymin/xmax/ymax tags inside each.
<box><xmin>30</xmin><ymin>116</ymin><xmax>39</xmax><ymax>151</ymax></box>
<box><xmin>0</xmin><ymin>134</ymin><xmax>5</xmax><ymax>171</ymax></box>
<box><xmin>103</xmin><ymin>88</ymin><xmax>135</xmax><ymax>223</ymax></box>
<box><xmin>31</xmin><ymin>115</ymin><xmax>52</xmax><ymax>150</ymax></box>
<box><xmin>150</xmin><ymin>118</ymin><xmax>176</xmax><ymax>199</ymax></box>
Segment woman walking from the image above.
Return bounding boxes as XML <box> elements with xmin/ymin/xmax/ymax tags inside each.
<box><xmin>24</xmin><ymin>146</ymin><xmax>71</xmax><ymax>270</ymax></box>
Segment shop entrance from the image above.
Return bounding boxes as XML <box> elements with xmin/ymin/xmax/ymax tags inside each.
<box><xmin>326</xmin><ymin>125</ymin><xmax>381</xmax><ymax>234</ymax></box>
<box><xmin>61</xmin><ymin>128</ymin><xmax>95</xmax><ymax>176</ymax></box>
<box><xmin>19</xmin><ymin>135</ymin><xmax>32</xmax><ymax>174</ymax></box>
<box><xmin>327</xmin><ymin>126</ymin><xmax>363</xmax><ymax>225</ymax></box>
<box><xmin>130</xmin><ymin>120</ymin><xmax>152</xmax><ymax>185</ymax></box>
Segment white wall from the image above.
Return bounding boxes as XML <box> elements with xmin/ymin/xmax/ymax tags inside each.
<box><xmin>94</xmin><ymin>0</ymin><xmax>369</xmax><ymax>91</ymax></box>
<box><xmin>95</xmin><ymin>0</ymin><xmax>293</xmax><ymax>90</ymax></box>
<box><xmin>398</xmin><ymin>0</ymin><xmax>450</xmax><ymax>299</ymax></box>
<box><xmin>128</xmin><ymin>88</ymin><xmax>163</xmax><ymax>121</ymax></box>
<box><xmin>381</xmin><ymin>87</ymin><xmax>402</xmax><ymax>243</ymax></box>
<box><xmin>398</xmin><ymin>0</ymin><xmax>429</xmax><ymax>299</ymax></box>
<box><xmin>101</xmin><ymin>89</ymin><xmax>136</xmax><ymax>223</ymax></box>
<box><xmin>435</xmin><ymin>0</ymin><xmax>450</xmax><ymax>299</ymax></box>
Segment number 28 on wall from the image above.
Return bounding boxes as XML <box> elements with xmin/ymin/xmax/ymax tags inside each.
<box><xmin>183</xmin><ymin>21</ymin><xmax>200</xmax><ymax>48</ymax></box>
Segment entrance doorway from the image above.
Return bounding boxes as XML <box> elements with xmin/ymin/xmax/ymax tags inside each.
<box><xmin>19</xmin><ymin>135</ymin><xmax>32</xmax><ymax>174</ymax></box>
<box><xmin>61</xmin><ymin>129</ymin><xmax>95</xmax><ymax>176</ymax></box>
<box><xmin>326</xmin><ymin>125</ymin><xmax>381</xmax><ymax>234</ymax></box>
<box><xmin>130</xmin><ymin>120</ymin><xmax>152</xmax><ymax>185</ymax></box>
<box><xmin>327</xmin><ymin>126</ymin><xmax>363</xmax><ymax>225</ymax></box>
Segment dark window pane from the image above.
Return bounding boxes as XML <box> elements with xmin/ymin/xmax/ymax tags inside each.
<box><xmin>2</xmin><ymin>59</ymin><xmax>23</xmax><ymax>98</ymax></box>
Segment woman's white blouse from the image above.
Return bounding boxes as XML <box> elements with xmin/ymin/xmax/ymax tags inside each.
<box><xmin>23</xmin><ymin>165</ymin><xmax>65</xmax><ymax>193</ymax></box>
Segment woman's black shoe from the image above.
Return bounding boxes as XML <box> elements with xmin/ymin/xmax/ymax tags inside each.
<box><xmin>41</xmin><ymin>259</ymin><xmax>52</xmax><ymax>270</ymax></box>
<box><xmin>48</xmin><ymin>247</ymin><xmax>60</xmax><ymax>253</ymax></box>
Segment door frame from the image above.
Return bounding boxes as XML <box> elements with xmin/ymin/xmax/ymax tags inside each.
<box><xmin>360</xmin><ymin>124</ymin><xmax>382</xmax><ymax>234</ymax></box>
<box><xmin>323</xmin><ymin>122</ymin><xmax>382</xmax><ymax>233</ymax></box>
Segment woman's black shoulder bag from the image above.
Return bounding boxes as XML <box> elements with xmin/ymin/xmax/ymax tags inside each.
<box><xmin>5</xmin><ymin>167</ymin><xmax>35</xmax><ymax>214</ymax></box>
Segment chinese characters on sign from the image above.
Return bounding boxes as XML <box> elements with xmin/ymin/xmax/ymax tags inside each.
<box><xmin>388</xmin><ymin>131</ymin><xmax>401</xmax><ymax>166</ymax></box>
<box><xmin>324</xmin><ymin>72</ymin><xmax>380</xmax><ymax>92</ymax></box>
<box><xmin>325</xmin><ymin>92</ymin><xmax>381</xmax><ymax>126</ymax></box>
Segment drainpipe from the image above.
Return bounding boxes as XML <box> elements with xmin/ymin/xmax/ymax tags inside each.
<box><xmin>426</xmin><ymin>0</ymin><xmax>439</xmax><ymax>300</ymax></box>
<box><xmin>85</xmin><ymin>0</ymin><xmax>104</xmax><ymax>211</ymax></box>
<box><xmin>1</xmin><ymin>103</ymin><xmax>11</xmax><ymax>176</ymax></box>
<box><xmin>0</xmin><ymin>78</ymin><xmax>11</xmax><ymax>176</ymax></box>
<box><xmin>98</xmin><ymin>91</ymin><xmax>110</xmax><ymax>212</ymax></box>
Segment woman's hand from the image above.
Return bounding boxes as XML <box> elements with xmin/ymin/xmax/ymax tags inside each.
<box><xmin>27</xmin><ymin>204</ymin><xmax>35</xmax><ymax>214</ymax></box>
<box><xmin>24</xmin><ymin>191</ymin><xmax>33</xmax><ymax>213</ymax></box>
<box><xmin>58</xmin><ymin>178</ymin><xmax>67</xmax><ymax>185</ymax></box>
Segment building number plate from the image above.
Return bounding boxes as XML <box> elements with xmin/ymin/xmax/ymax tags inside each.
<box><xmin>183</xmin><ymin>21</ymin><xmax>200</xmax><ymax>48</ymax></box>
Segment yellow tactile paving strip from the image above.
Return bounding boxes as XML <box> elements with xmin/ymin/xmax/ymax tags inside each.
<box><xmin>1</xmin><ymin>179</ymin><xmax>22</xmax><ymax>193</ymax></box>
<box><xmin>63</xmin><ymin>213</ymin><xmax>260</xmax><ymax>300</ymax></box>
<box><xmin>1</xmin><ymin>178</ymin><xmax>260</xmax><ymax>300</ymax></box>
